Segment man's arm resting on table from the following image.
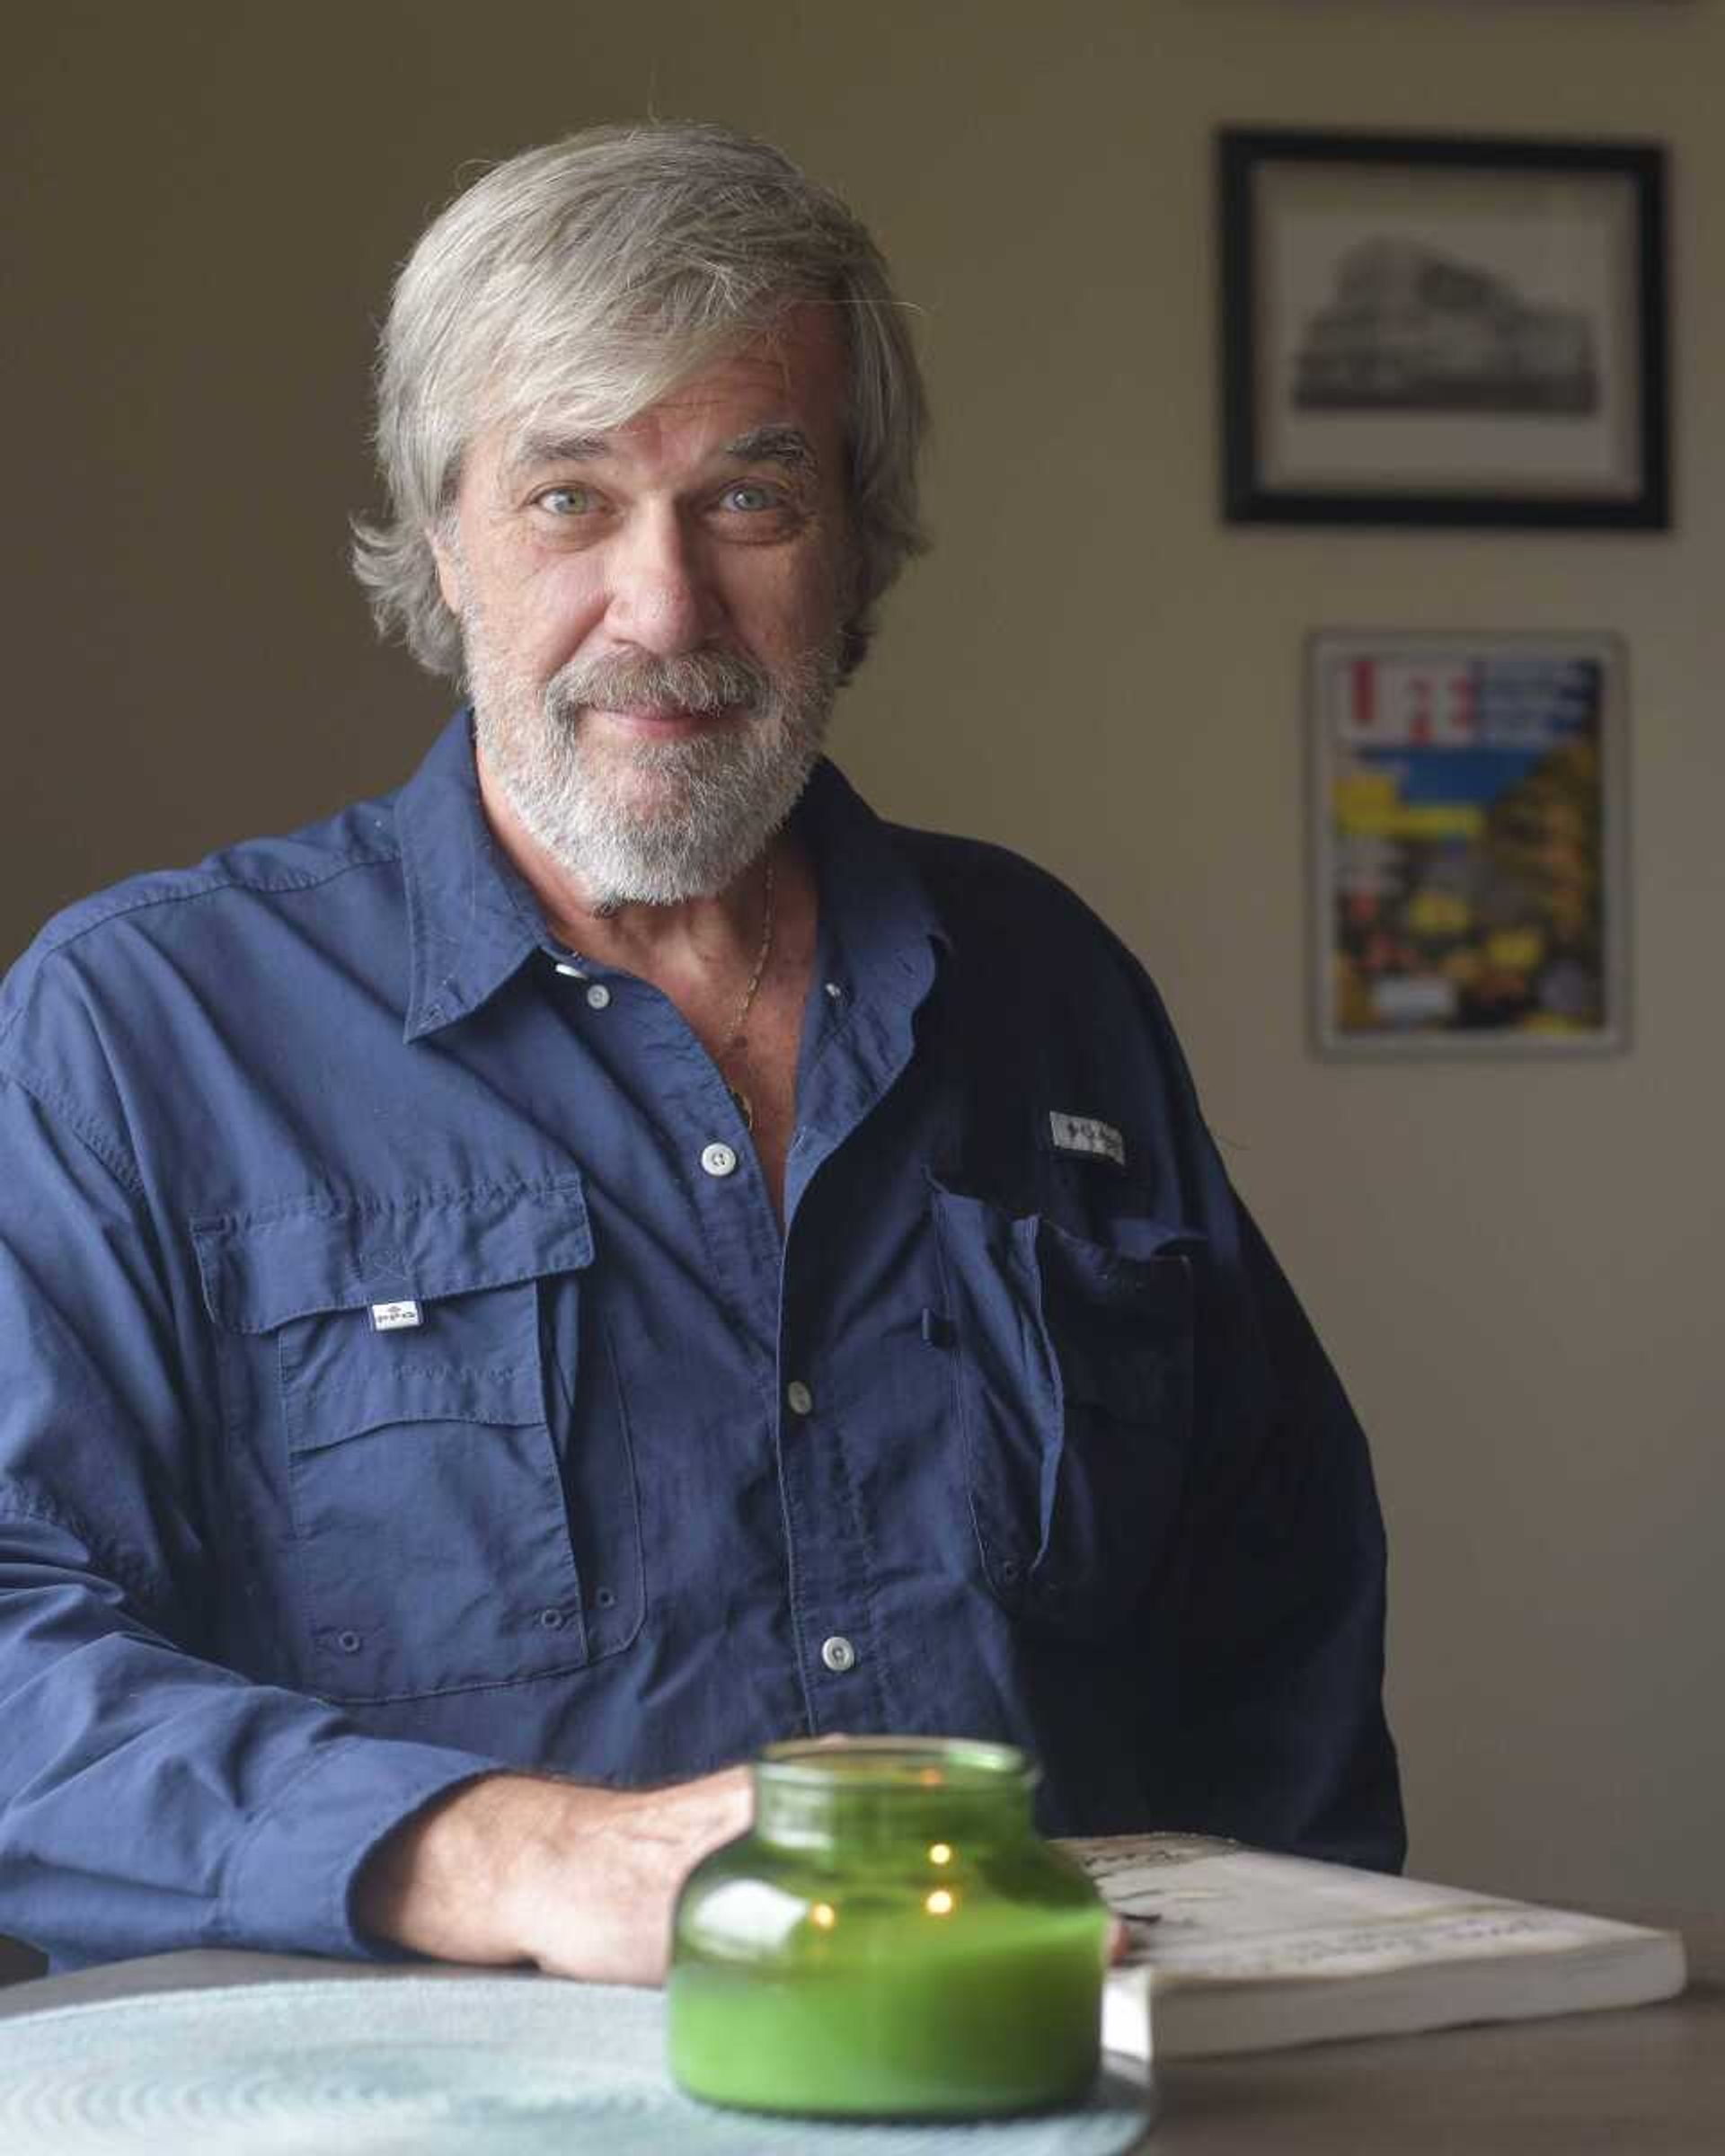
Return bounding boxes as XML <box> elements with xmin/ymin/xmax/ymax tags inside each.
<box><xmin>351</xmin><ymin>1766</ymin><xmax>753</xmax><ymax>1984</ymax></box>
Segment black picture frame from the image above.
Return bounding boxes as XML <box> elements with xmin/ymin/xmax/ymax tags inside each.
<box><xmin>1219</xmin><ymin>128</ymin><xmax>1670</xmax><ymax>528</ymax></box>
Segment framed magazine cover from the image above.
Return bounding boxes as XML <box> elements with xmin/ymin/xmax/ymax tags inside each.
<box><xmin>1307</xmin><ymin>630</ymin><xmax>1629</xmax><ymax>1056</ymax></box>
<box><xmin>1220</xmin><ymin>129</ymin><xmax>1670</xmax><ymax>527</ymax></box>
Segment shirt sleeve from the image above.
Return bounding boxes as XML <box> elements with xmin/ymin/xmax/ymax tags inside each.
<box><xmin>0</xmin><ymin>1068</ymin><xmax>505</xmax><ymax>1970</ymax></box>
<box><xmin>1165</xmin><ymin>1176</ymin><xmax>1406</xmax><ymax>1873</ymax></box>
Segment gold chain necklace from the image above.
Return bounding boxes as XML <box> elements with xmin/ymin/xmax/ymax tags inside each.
<box><xmin>720</xmin><ymin>853</ymin><xmax>776</xmax><ymax>1133</ymax></box>
<box><xmin>554</xmin><ymin>855</ymin><xmax>777</xmax><ymax>1133</ymax></box>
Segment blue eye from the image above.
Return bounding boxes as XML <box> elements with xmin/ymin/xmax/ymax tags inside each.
<box><xmin>538</xmin><ymin>485</ymin><xmax>597</xmax><ymax>516</ymax></box>
<box><xmin>721</xmin><ymin>483</ymin><xmax>776</xmax><ymax>513</ymax></box>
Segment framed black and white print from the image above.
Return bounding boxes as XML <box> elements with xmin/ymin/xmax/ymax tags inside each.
<box><xmin>1308</xmin><ymin>630</ymin><xmax>1629</xmax><ymax>1057</ymax></box>
<box><xmin>1220</xmin><ymin>130</ymin><xmax>1669</xmax><ymax>527</ymax></box>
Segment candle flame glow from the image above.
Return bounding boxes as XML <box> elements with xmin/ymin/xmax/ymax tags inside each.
<box><xmin>809</xmin><ymin>1902</ymin><xmax>836</xmax><ymax>1930</ymax></box>
<box><xmin>927</xmin><ymin>1842</ymin><xmax>953</xmax><ymax>1866</ymax></box>
<box><xmin>924</xmin><ymin>1888</ymin><xmax>956</xmax><ymax>1917</ymax></box>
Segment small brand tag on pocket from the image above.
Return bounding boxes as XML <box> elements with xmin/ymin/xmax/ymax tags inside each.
<box><xmin>1048</xmin><ymin>1111</ymin><xmax>1127</xmax><ymax>1167</ymax></box>
<box><xmin>369</xmin><ymin>1299</ymin><xmax>423</xmax><ymax>1331</ymax></box>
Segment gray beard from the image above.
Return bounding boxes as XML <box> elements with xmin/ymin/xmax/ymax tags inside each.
<box><xmin>467</xmin><ymin>639</ymin><xmax>839</xmax><ymax>908</ymax></box>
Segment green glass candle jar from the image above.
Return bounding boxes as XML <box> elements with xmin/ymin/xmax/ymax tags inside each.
<box><xmin>668</xmin><ymin>1736</ymin><xmax>1109</xmax><ymax>2118</ymax></box>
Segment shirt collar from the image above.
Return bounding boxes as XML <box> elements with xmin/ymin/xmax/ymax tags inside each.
<box><xmin>394</xmin><ymin>711</ymin><xmax>951</xmax><ymax>1044</ymax></box>
<box><xmin>396</xmin><ymin>711</ymin><xmax>548</xmax><ymax>1044</ymax></box>
<box><xmin>794</xmin><ymin>758</ymin><xmax>952</xmax><ymax>1007</ymax></box>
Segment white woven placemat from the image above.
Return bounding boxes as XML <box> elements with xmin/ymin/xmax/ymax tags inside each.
<box><xmin>0</xmin><ymin>1976</ymin><xmax>1155</xmax><ymax>2153</ymax></box>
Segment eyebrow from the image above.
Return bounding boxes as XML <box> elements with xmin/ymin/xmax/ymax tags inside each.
<box><xmin>721</xmin><ymin>425</ymin><xmax>818</xmax><ymax>475</ymax></box>
<box><xmin>505</xmin><ymin>431</ymin><xmax>607</xmax><ymax>480</ymax></box>
<box><xmin>505</xmin><ymin>422</ymin><xmax>818</xmax><ymax>483</ymax></box>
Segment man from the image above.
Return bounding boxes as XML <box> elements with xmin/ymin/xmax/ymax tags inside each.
<box><xmin>0</xmin><ymin>123</ymin><xmax>1402</xmax><ymax>1980</ymax></box>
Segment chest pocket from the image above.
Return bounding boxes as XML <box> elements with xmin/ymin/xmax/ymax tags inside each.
<box><xmin>193</xmin><ymin>1176</ymin><xmax>642</xmax><ymax>1703</ymax></box>
<box><xmin>930</xmin><ymin>1179</ymin><xmax>1195</xmax><ymax>1640</ymax></box>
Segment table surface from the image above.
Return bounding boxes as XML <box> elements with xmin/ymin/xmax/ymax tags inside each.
<box><xmin>1</xmin><ymin>1916</ymin><xmax>1719</xmax><ymax>2153</ymax></box>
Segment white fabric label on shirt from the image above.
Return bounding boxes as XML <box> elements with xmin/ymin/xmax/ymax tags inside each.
<box><xmin>1049</xmin><ymin>1111</ymin><xmax>1127</xmax><ymax>1168</ymax></box>
<box><xmin>369</xmin><ymin>1299</ymin><xmax>423</xmax><ymax>1331</ymax></box>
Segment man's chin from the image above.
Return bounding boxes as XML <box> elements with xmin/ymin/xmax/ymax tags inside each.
<box><xmin>581</xmin><ymin>849</ymin><xmax>750</xmax><ymax>912</ymax></box>
<box><xmin>531</xmin><ymin>792</ymin><xmax>763</xmax><ymax>905</ymax></box>
<box><xmin>584</xmin><ymin>774</ymin><xmax>721</xmax><ymax>838</ymax></box>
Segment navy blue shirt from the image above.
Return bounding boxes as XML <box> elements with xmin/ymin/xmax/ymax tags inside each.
<box><xmin>0</xmin><ymin>715</ymin><xmax>1402</xmax><ymax>1969</ymax></box>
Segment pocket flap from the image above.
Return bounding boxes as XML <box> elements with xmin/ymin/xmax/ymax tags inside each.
<box><xmin>191</xmin><ymin>1176</ymin><xmax>593</xmax><ymax>1335</ymax></box>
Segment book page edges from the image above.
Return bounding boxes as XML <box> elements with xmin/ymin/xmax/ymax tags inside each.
<box><xmin>1101</xmin><ymin>1928</ymin><xmax>1688</xmax><ymax>2061</ymax></box>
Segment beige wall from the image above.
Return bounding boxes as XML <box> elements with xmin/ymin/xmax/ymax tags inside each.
<box><xmin>8</xmin><ymin>2</ymin><xmax>1721</xmax><ymax>1912</ymax></box>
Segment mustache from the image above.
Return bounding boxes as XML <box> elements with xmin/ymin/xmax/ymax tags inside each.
<box><xmin>548</xmin><ymin>648</ymin><xmax>772</xmax><ymax>718</ymax></box>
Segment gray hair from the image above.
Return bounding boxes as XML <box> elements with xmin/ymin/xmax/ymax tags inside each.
<box><xmin>351</xmin><ymin>121</ymin><xmax>928</xmax><ymax>682</ymax></box>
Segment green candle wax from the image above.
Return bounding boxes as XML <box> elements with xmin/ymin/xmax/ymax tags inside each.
<box><xmin>668</xmin><ymin>1737</ymin><xmax>1109</xmax><ymax>2118</ymax></box>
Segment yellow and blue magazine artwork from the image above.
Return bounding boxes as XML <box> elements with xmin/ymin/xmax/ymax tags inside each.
<box><xmin>1310</xmin><ymin>633</ymin><xmax>1625</xmax><ymax>1054</ymax></box>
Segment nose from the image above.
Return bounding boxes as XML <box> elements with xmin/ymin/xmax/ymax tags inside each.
<box><xmin>605</xmin><ymin>506</ymin><xmax>721</xmax><ymax>657</ymax></box>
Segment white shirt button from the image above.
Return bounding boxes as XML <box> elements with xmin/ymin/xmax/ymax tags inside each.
<box><xmin>786</xmin><ymin>1380</ymin><xmax>814</xmax><ymax>1417</ymax></box>
<box><xmin>820</xmin><ymin>1634</ymin><xmax>857</xmax><ymax>1674</ymax></box>
<box><xmin>585</xmin><ymin>983</ymin><xmax>611</xmax><ymax>1011</ymax></box>
<box><xmin>701</xmin><ymin>1142</ymin><xmax>739</xmax><ymax>1179</ymax></box>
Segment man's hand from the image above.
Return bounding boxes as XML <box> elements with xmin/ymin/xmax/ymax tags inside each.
<box><xmin>352</xmin><ymin>1767</ymin><xmax>752</xmax><ymax>1984</ymax></box>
